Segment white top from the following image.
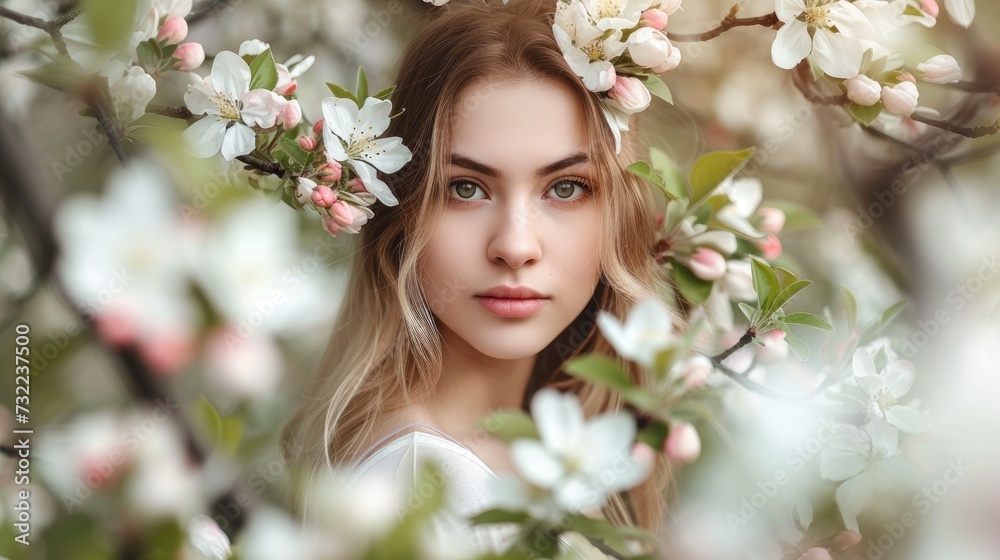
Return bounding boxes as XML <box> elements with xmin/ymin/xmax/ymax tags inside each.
<box><xmin>341</xmin><ymin>422</ymin><xmax>520</xmax><ymax>554</ymax></box>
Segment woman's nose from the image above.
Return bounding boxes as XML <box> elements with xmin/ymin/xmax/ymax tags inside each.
<box><xmin>486</xmin><ymin>201</ymin><xmax>542</xmax><ymax>268</ymax></box>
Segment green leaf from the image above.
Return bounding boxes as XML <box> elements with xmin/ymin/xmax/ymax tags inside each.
<box><xmin>688</xmin><ymin>148</ymin><xmax>756</xmax><ymax>209</ymax></box>
<box><xmin>82</xmin><ymin>0</ymin><xmax>138</xmax><ymax>50</ymax></box>
<box><xmin>639</xmin><ymin>73</ymin><xmax>673</xmax><ymax>104</ymax></box>
<box><xmin>356</xmin><ymin>66</ymin><xmax>369</xmax><ymax>101</ymax></box>
<box><xmin>326</xmin><ymin>82</ymin><xmax>361</xmax><ymax>108</ymax></box>
<box><xmin>850</xmin><ymin>102</ymin><xmax>883</xmax><ymax>126</ymax></box>
<box><xmin>784</xmin><ymin>311</ymin><xmax>834</xmax><ymax>330</ymax></box>
<box><xmin>469</xmin><ymin>508</ymin><xmax>530</xmax><ymax>525</ymax></box>
<box><xmin>373</xmin><ymin>85</ymin><xmax>396</xmax><ymax>100</ymax></box>
<box><xmin>672</xmin><ymin>263</ymin><xmax>714</xmax><ymax>305</ymax></box>
<box><xmin>750</xmin><ymin>256</ymin><xmax>780</xmax><ymax>317</ymax></box>
<box><xmin>136</xmin><ymin>39</ymin><xmax>160</xmax><ymax>70</ymax></box>
<box><xmin>477</xmin><ymin>408</ymin><xmax>538</xmax><ymax>442</ymax></box>
<box><xmin>627</xmin><ymin>161</ymin><xmax>676</xmax><ymax>201</ymax></box>
<box><xmin>193</xmin><ymin>395</ymin><xmax>222</xmax><ymax>450</ymax></box>
<box><xmin>637</xmin><ymin>421</ymin><xmax>668</xmax><ymax>450</ymax></box>
<box><xmin>738</xmin><ymin>302</ymin><xmax>757</xmax><ymax>323</ymax></box>
<box><xmin>249</xmin><ymin>49</ymin><xmax>279</xmax><ymax>91</ymax></box>
<box><xmin>879</xmin><ymin>300</ymin><xmax>907</xmax><ymax>327</ymax></box>
<box><xmin>772</xmin><ymin>280</ymin><xmax>813</xmax><ymax>311</ymax></box>
<box><xmin>564</xmin><ymin>354</ymin><xmax>631</xmax><ymax>389</ymax></box>
<box><xmin>621</xmin><ymin>386</ymin><xmax>660</xmax><ymax>414</ymax></box>
<box><xmin>783</xmin><ymin>330</ymin><xmax>810</xmax><ymax>361</ymax></box>
<box><xmin>271</xmin><ymin>132</ymin><xmax>313</xmax><ymax>174</ymax></box>
<box><xmin>840</xmin><ymin>285</ymin><xmax>858</xmax><ymax>331</ymax></box>
<box><xmin>772</xmin><ymin>266</ymin><xmax>799</xmax><ymax>290</ymax></box>
<box><xmin>648</xmin><ymin>147</ymin><xmax>688</xmax><ymax>200</ymax></box>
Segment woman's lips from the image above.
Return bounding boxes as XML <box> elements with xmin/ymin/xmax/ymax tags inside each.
<box><xmin>473</xmin><ymin>296</ymin><xmax>548</xmax><ymax>318</ymax></box>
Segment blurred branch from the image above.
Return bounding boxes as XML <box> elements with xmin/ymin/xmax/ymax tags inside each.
<box><xmin>909</xmin><ymin>112</ymin><xmax>1000</xmax><ymax>138</ymax></box>
<box><xmin>945</xmin><ymin>80</ymin><xmax>1000</xmax><ymax>94</ymax></box>
<box><xmin>791</xmin><ymin>61</ymin><xmax>848</xmax><ymax>106</ymax></box>
<box><xmin>148</xmin><ymin>104</ymin><xmax>194</xmax><ymax>119</ymax></box>
<box><xmin>0</xmin><ymin>6</ymin><xmax>81</xmax><ymax>56</ymax></box>
<box><xmin>0</xmin><ymin>105</ymin><xmax>250</xmax><ymax>538</ymax></box>
<box><xmin>668</xmin><ymin>5</ymin><xmax>779</xmax><ymax>42</ymax></box>
<box><xmin>187</xmin><ymin>0</ymin><xmax>232</xmax><ymax>25</ymax></box>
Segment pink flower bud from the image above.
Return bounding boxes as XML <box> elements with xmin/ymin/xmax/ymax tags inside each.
<box><xmin>311</xmin><ymin>184</ymin><xmax>338</xmax><ymax>207</ymax></box>
<box><xmin>834</xmin><ymin>530</ymin><xmax>863</xmax><ymax>551</ymax></box>
<box><xmin>298</xmin><ymin>136</ymin><xmax>317</xmax><ymax>151</ymax></box>
<box><xmin>664</xmin><ymin>422</ymin><xmax>700</xmax><ymax>463</ymax></box>
<box><xmin>278</xmin><ymin>99</ymin><xmax>302</xmax><ymax>130</ymax></box>
<box><xmin>688</xmin><ymin>247</ymin><xmax>727</xmax><ymax>281</ymax></box>
<box><xmin>798</xmin><ymin>548</ymin><xmax>833</xmax><ymax>560</ymax></box>
<box><xmin>172</xmin><ymin>42</ymin><xmax>205</xmax><ymax>71</ymax></box>
<box><xmin>273</xmin><ymin>64</ymin><xmax>297</xmax><ymax>96</ymax></box>
<box><xmin>330</xmin><ymin>200</ymin><xmax>355</xmax><ymax>227</ymax></box>
<box><xmin>639</xmin><ymin>8</ymin><xmax>668</xmax><ymax>30</ymax></box>
<box><xmin>897</xmin><ymin>72</ymin><xmax>916</xmax><ymax>84</ymax></box>
<box><xmin>322</xmin><ymin>215</ymin><xmax>343</xmax><ymax>236</ymax></box>
<box><xmin>921</xmin><ymin>0</ymin><xmax>939</xmax><ymax>17</ymax></box>
<box><xmin>608</xmin><ymin>76</ymin><xmax>652</xmax><ymax>114</ymax></box>
<box><xmin>845</xmin><ymin>74</ymin><xmax>881</xmax><ymax>106</ymax></box>
<box><xmin>757</xmin><ymin>234</ymin><xmax>783</xmax><ymax>259</ymax></box>
<box><xmin>312</xmin><ymin>119</ymin><xmax>325</xmax><ymax>134</ymax></box>
<box><xmin>678</xmin><ymin>354</ymin><xmax>712</xmax><ymax>388</ymax></box>
<box><xmin>756</xmin><ymin>207</ymin><xmax>786</xmax><ymax>235</ymax></box>
<box><xmin>916</xmin><ymin>54</ymin><xmax>962</xmax><ymax>84</ymax></box>
<box><xmin>631</xmin><ymin>442</ymin><xmax>657</xmax><ymax>472</ymax></box>
<box><xmin>346</xmin><ymin>205</ymin><xmax>370</xmax><ymax>232</ymax></box>
<box><xmin>158</xmin><ymin>17</ymin><xmax>188</xmax><ymax>45</ymax></box>
<box><xmin>348</xmin><ymin>177</ymin><xmax>367</xmax><ymax>193</ymax></box>
<box><xmin>881</xmin><ymin>81</ymin><xmax>919</xmax><ymax>116</ymax></box>
<box><xmin>317</xmin><ymin>161</ymin><xmax>343</xmax><ymax>183</ymax></box>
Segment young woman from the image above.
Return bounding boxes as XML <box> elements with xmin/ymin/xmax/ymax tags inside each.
<box><xmin>282</xmin><ymin>0</ymin><xmax>675</xmax><ymax>552</ymax></box>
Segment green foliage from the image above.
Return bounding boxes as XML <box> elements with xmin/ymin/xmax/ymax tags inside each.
<box><xmin>564</xmin><ymin>354</ymin><xmax>631</xmax><ymax>389</ymax></box>
<box><xmin>849</xmin><ymin>101</ymin><xmax>883</xmax><ymax>126</ymax></box>
<box><xmin>82</xmin><ymin>0</ymin><xmax>138</xmax><ymax>50</ymax></box>
<box><xmin>672</xmin><ymin>263</ymin><xmax>713</xmax><ymax>305</ymax></box>
<box><xmin>193</xmin><ymin>395</ymin><xmax>243</xmax><ymax>455</ymax></box>
<box><xmin>638</xmin><ymin>73</ymin><xmax>673</xmax><ymax>104</ymax></box>
<box><xmin>688</xmin><ymin>148</ymin><xmax>755</xmax><ymax>208</ymax></box>
<box><xmin>271</xmin><ymin>131</ymin><xmax>315</xmax><ymax>175</ymax></box>
<box><xmin>249</xmin><ymin>49</ymin><xmax>279</xmax><ymax>91</ymax></box>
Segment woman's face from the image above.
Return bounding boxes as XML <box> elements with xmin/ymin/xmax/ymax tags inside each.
<box><xmin>419</xmin><ymin>78</ymin><xmax>603</xmax><ymax>361</ymax></box>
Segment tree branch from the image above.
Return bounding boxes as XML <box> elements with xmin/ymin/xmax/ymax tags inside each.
<box><xmin>944</xmin><ymin>80</ymin><xmax>1000</xmax><ymax>94</ymax></box>
<box><xmin>711</xmin><ymin>328</ymin><xmax>756</xmax><ymax>363</ymax></box>
<box><xmin>667</xmin><ymin>6</ymin><xmax>779</xmax><ymax>43</ymax></box>
<box><xmin>908</xmin><ymin>112</ymin><xmax>1000</xmax><ymax>138</ymax></box>
<box><xmin>0</xmin><ymin>6</ymin><xmax>81</xmax><ymax>56</ymax></box>
<box><xmin>237</xmin><ymin>154</ymin><xmax>285</xmax><ymax>177</ymax></box>
<box><xmin>148</xmin><ymin>104</ymin><xmax>194</xmax><ymax>119</ymax></box>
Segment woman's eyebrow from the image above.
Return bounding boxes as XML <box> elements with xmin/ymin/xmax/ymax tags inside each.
<box><xmin>449</xmin><ymin>151</ymin><xmax>589</xmax><ymax>179</ymax></box>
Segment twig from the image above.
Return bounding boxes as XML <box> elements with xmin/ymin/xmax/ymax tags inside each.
<box><xmin>791</xmin><ymin>62</ymin><xmax>848</xmax><ymax>106</ymax></box>
<box><xmin>584</xmin><ymin>535</ymin><xmax>628</xmax><ymax>560</ymax></box>
<box><xmin>711</xmin><ymin>328</ymin><xmax>756</xmax><ymax>363</ymax></box>
<box><xmin>908</xmin><ymin>112</ymin><xmax>1000</xmax><ymax>138</ymax></box>
<box><xmin>92</xmin><ymin>102</ymin><xmax>129</xmax><ymax>166</ymax></box>
<box><xmin>0</xmin><ymin>6</ymin><xmax>81</xmax><ymax>56</ymax></box>
<box><xmin>237</xmin><ymin>154</ymin><xmax>285</xmax><ymax>177</ymax></box>
<box><xmin>667</xmin><ymin>5</ymin><xmax>779</xmax><ymax>43</ymax></box>
<box><xmin>148</xmin><ymin>105</ymin><xmax>194</xmax><ymax>119</ymax></box>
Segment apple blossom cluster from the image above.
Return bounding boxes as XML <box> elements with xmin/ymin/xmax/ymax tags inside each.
<box><xmin>771</xmin><ymin>0</ymin><xmax>974</xmax><ymax>126</ymax></box>
<box><xmin>552</xmin><ymin>0</ymin><xmax>683</xmax><ymax>153</ymax></box>
<box><xmin>178</xmin><ymin>40</ymin><xmax>411</xmax><ymax>238</ymax></box>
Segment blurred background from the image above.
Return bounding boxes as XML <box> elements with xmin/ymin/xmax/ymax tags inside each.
<box><xmin>0</xmin><ymin>0</ymin><xmax>998</xmax><ymax>558</ymax></box>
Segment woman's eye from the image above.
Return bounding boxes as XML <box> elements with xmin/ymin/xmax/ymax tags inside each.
<box><xmin>449</xmin><ymin>180</ymin><xmax>486</xmax><ymax>200</ymax></box>
<box><xmin>548</xmin><ymin>180</ymin><xmax>589</xmax><ymax>201</ymax></box>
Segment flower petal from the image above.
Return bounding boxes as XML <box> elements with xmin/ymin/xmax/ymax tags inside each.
<box><xmin>531</xmin><ymin>388</ymin><xmax>585</xmax><ymax>456</ymax></box>
<box><xmin>356</xmin><ymin>96</ymin><xmax>393</xmax><ymax>137</ymax></box>
<box><xmin>882</xmin><ymin>359</ymin><xmax>915</xmax><ymax>398</ymax></box>
<box><xmin>181</xmin><ymin>116</ymin><xmax>227</xmax><ymax>158</ymax></box>
<box><xmin>211</xmin><ymin>51</ymin><xmax>251</xmax><ymax>101</ymax></box>
<box><xmin>944</xmin><ymin>0</ymin><xmax>975</xmax><ymax>27</ymax></box>
<box><xmin>885</xmin><ymin>405</ymin><xmax>931</xmax><ymax>433</ymax></box>
<box><xmin>510</xmin><ymin>439</ymin><xmax>565</xmax><ymax>488</ymax></box>
<box><xmin>356</xmin><ymin>135</ymin><xmax>412</xmax><ymax>174</ymax></box>
<box><xmin>775</xmin><ymin>0</ymin><xmax>807</xmax><ymax>23</ymax></box>
<box><xmin>771</xmin><ymin>20</ymin><xmax>811</xmax><ymax>70</ymax></box>
<box><xmin>812</xmin><ymin>29</ymin><xmax>863</xmax><ymax>79</ymax></box>
<box><xmin>835</xmin><ymin>472</ymin><xmax>874</xmax><ymax>532</ymax></box>
<box><xmin>852</xmin><ymin>348</ymin><xmax>877</xmax><ymax>378</ymax></box>
<box><xmin>321</xmin><ymin>96</ymin><xmax>360</xmax><ymax>145</ymax></box>
<box><xmin>220</xmin><ymin>123</ymin><xmax>255</xmax><ymax>161</ymax></box>
<box><xmin>350</xmin><ymin>160</ymin><xmax>399</xmax><ymax>206</ymax></box>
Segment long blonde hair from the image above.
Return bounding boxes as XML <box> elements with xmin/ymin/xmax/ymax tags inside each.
<box><xmin>282</xmin><ymin>0</ymin><xmax>676</xmax><ymax>538</ymax></box>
